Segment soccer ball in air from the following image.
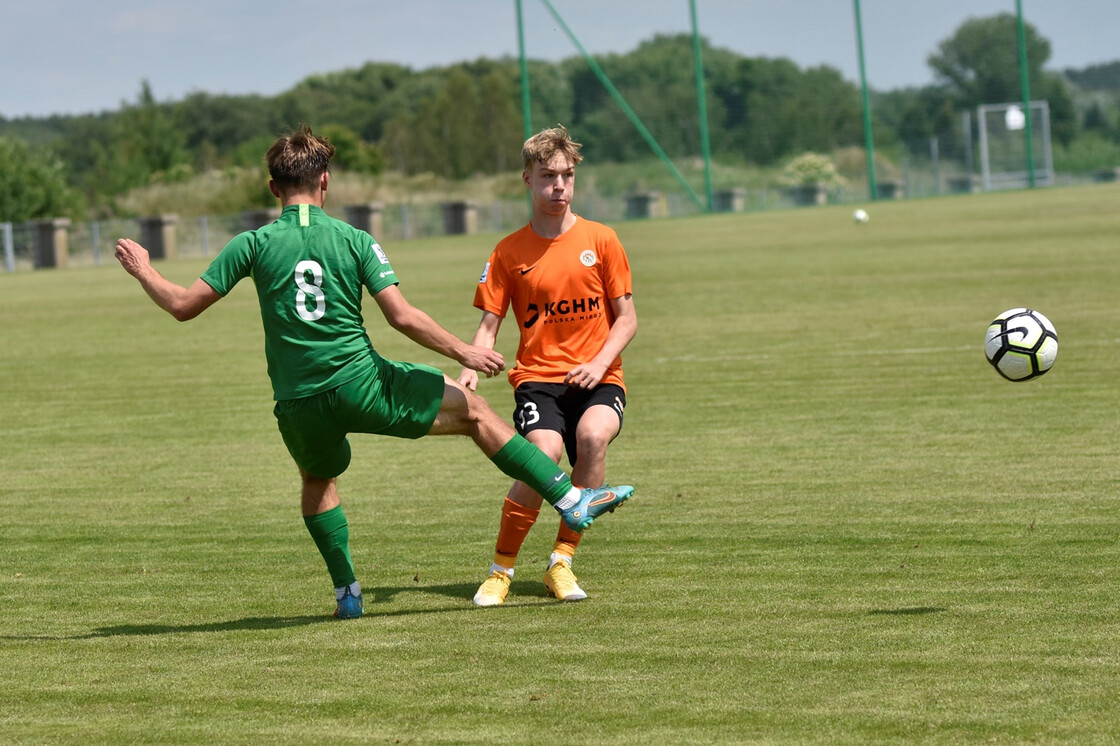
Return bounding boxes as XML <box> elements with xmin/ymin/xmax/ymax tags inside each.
<box><xmin>852</xmin><ymin>208</ymin><xmax>869</xmax><ymax>223</ymax></box>
<box><xmin>984</xmin><ymin>308</ymin><xmax>1058</xmax><ymax>382</ymax></box>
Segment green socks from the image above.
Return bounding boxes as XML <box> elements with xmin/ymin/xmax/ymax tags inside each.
<box><xmin>303</xmin><ymin>438</ymin><xmax>570</xmax><ymax>591</ymax></box>
<box><xmin>491</xmin><ymin>434</ymin><xmax>575</xmax><ymax>506</ymax></box>
<box><xmin>304</xmin><ymin>505</ymin><xmax>357</xmax><ymax>589</ymax></box>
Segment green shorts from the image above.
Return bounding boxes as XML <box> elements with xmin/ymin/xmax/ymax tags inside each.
<box><xmin>273</xmin><ymin>356</ymin><xmax>446</xmax><ymax>479</ymax></box>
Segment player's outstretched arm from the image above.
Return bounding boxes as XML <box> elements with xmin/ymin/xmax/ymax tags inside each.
<box><xmin>457</xmin><ymin>311</ymin><xmax>503</xmax><ymax>391</ymax></box>
<box><xmin>374</xmin><ymin>285</ymin><xmax>505</xmax><ymax>377</ymax></box>
<box><xmin>115</xmin><ymin>238</ymin><xmax>221</xmax><ymax>321</ymax></box>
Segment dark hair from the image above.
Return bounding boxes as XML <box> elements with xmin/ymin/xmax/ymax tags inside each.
<box><xmin>265</xmin><ymin>125</ymin><xmax>335</xmax><ymax>194</ymax></box>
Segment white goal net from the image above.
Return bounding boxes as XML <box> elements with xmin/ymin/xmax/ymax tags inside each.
<box><xmin>977</xmin><ymin>101</ymin><xmax>1054</xmax><ymax>190</ymax></box>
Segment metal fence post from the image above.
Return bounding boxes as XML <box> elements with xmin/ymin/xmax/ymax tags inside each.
<box><xmin>92</xmin><ymin>220</ymin><xmax>101</xmax><ymax>265</ymax></box>
<box><xmin>2</xmin><ymin>222</ymin><xmax>13</xmax><ymax>272</ymax></box>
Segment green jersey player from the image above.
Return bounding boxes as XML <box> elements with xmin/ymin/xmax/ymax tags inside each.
<box><xmin>114</xmin><ymin>125</ymin><xmax>633</xmax><ymax>619</ymax></box>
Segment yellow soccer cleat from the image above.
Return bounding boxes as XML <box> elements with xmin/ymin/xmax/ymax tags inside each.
<box><xmin>473</xmin><ymin>569</ymin><xmax>512</xmax><ymax>606</ymax></box>
<box><xmin>543</xmin><ymin>560</ymin><xmax>588</xmax><ymax>602</ymax></box>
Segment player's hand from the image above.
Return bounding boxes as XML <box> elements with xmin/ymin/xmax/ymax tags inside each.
<box><xmin>115</xmin><ymin>238</ymin><xmax>151</xmax><ymax>278</ymax></box>
<box><xmin>457</xmin><ymin>367</ymin><xmax>480</xmax><ymax>391</ymax></box>
<box><xmin>460</xmin><ymin>346</ymin><xmax>505</xmax><ymax>378</ymax></box>
<box><xmin>564</xmin><ymin>361</ymin><xmax>608</xmax><ymax>389</ymax></box>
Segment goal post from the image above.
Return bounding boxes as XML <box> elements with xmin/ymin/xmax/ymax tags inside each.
<box><xmin>977</xmin><ymin>101</ymin><xmax>1054</xmax><ymax>191</ymax></box>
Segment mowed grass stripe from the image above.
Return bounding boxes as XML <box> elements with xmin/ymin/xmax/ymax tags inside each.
<box><xmin>1</xmin><ymin>183</ymin><xmax>1118</xmax><ymax>743</ymax></box>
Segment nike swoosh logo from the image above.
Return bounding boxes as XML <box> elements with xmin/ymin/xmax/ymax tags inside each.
<box><xmin>589</xmin><ymin>492</ymin><xmax>619</xmax><ymax>507</ymax></box>
<box><xmin>553</xmin><ymin>473</ymin><xmax>564</xmax><ymax>482</ymax></box>
<box><xmin>520</xmin><ymin>266</ymin><xmax>536</xmax><ymax>275</ymax></box>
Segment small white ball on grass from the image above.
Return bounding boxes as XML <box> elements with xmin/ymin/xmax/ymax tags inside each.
<box><xmin>852</xmin><ymin>209</ymin><xmax>869</xmax><ymax>223</ymax></box>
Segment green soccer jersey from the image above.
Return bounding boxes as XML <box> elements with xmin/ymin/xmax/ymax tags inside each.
<box><xmin>201</xmin><ymin>204</ymin><xmax>399</xmax><ymax>400</ymax></box>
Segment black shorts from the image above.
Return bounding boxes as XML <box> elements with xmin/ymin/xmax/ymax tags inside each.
<box><xmin>512</xmin><ymin>382</ymin><xmax>626</xmax><ymax>467</ymax></box>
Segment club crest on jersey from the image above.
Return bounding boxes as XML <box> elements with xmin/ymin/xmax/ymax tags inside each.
<box><xmin>478</xmin><ymin>261</ymin><xmax>490</xmax><ymax>283</ymax></box>
<box><xmin>580</xmin><ymin>250</ymin><xmax>597</xmax><ymax>267</ymax></box>
<box><xmin>372</xmin><ymin>243</ymin><xmax>390</xmax><ymax>265</ymax></box>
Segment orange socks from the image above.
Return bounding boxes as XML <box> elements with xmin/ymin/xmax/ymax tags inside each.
<box><xmin>493</xmin><ymin>497</ymin><xmax>540</xmax><ymax>571</ymax></box>
<box><xmin>491</xmin><ymin>495</ymin><xmax>585</xmax><ymax>573</ymax></box>
<box><xmin>552</xmin><ymin>524</ymin><xmax>582</xmax><ymax>563</ymax></box>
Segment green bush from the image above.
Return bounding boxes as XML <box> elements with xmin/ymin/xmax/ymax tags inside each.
<box><xmin>1053</xmin><ymin>132</ymin><xmax>1120</xmax><ymax>173</ymax></box>
<box><xmin>0</xmin><ymin>137</ymin><xmax>85</xmax><ymax>222</ymax></box>
<box><xmin>778</xmin><ymin>152</ymin><xmax>847</xmax><ymax>188</ymax></box>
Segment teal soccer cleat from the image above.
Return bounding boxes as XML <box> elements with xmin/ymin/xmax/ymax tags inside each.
<box><xmin>333</xmin><ymin>587</ymin><xmax>364</xmax><ymax>619</ymax></box>
<box><xmin>559</xmin><ymin>484</ymin><xmax>634</xmax><ymax>532</ymax></box>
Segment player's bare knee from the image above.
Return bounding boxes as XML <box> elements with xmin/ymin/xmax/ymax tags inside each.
<box><xmin>464</xmin><ymin>389</ymin><xmax>497</xmax><ymax>423</ymax></box>
<box><xmin>576</xmin><ymin>429</ymin><xmax>612</xmax><ymax>456</ymax></box>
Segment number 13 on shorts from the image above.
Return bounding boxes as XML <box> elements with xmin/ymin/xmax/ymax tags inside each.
<box><xmin>517</xmin><ymin>401</ymin><xmax>540</xmax><ymax>430</ymax></box>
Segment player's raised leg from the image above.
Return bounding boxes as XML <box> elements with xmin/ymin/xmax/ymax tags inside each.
<box><xmin>426</xmin><ymin>377</ymin><xmax>633</xmax><ymax>531</ymax></box>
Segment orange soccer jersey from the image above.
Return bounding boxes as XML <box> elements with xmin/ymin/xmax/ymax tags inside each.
<box><xmin>474</xmin><ymin>216</ymin><xmax>632</xmax><ymax>391</ymax></box>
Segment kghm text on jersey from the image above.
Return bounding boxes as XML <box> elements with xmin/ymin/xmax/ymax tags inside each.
<box><xmin>523</xmin><ymin>296</ymin><xmax>602</xmax><ymax>328</ymax></box>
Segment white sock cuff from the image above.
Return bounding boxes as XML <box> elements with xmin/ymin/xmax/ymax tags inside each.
<box><xmin>554</xmin><ymin>487</ymin><xmax>581</xmax><ymax>511</ymax></box>
<box><xmin>335</xmin><ymin>581</ymin><xmax>361</xmax><ymax>600</ymax></box>
<box><xmin>490</xmin><ymin>562</ymin><xmax>514</xmax><ymax>578</ymax></box>
<box><xmin>549</xmin><ymin>552</ymin><xmax>572</xmax><ymax>569</ymax></box>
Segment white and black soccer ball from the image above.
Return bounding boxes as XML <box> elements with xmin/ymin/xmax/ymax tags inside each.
<box><xmin>984</xmin><ymin>308</ymin><xmax>1058</xmax><ymax>382</ymax></box>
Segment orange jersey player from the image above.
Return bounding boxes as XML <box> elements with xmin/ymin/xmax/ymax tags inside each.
<box><xmin>459</xmin><ymin>125</ymin><xmax>638</xmax><ymax>606</ymax></box>
<box><xmin>116</xmin><ymin>126</ymin><xmax>633</xmax><ymax>622</ymax></box>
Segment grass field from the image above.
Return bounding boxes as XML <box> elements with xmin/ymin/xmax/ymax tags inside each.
<box><xmin>2</xmin><ymin>184</ymin><xmax>1119</xmax><ymax>744</ymax></box>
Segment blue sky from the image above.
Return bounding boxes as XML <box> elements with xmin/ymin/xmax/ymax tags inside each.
<box><xmin>3</xmin><ymin>0</ymin><xmax>1118</xmax><ymax>118</ymax></box>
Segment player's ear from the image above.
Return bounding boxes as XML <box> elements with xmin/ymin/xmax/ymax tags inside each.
<box><xmin>320</xmin><ymin>171</ymin><xmax>330</xmax><ymax>191</ymax></box>
<box><xmin>268</xmin><ymin>179</ymin><xmax>282</xmax><ymax>199</ymax></box>
<box><xmin>522</xmin><ymin>169</ymin><xmax>531</xmax><ymax>187</ymax></box>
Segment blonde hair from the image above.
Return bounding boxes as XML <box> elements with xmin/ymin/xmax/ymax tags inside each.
<box><xmin>522</xmin><ymin>125</ymin><xmax>583</xmax><ymax>171</ymax></box>
<box><xmin>265</xmin><ymin>124</ymin><xmax>335</xmax><ymax>194</ymax></box>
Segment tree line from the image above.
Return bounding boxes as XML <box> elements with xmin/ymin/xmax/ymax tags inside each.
<box><xmin>2</xmin><ymin>13</ymin><xmax>1118</xmax><ymax>224</ymax></box>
